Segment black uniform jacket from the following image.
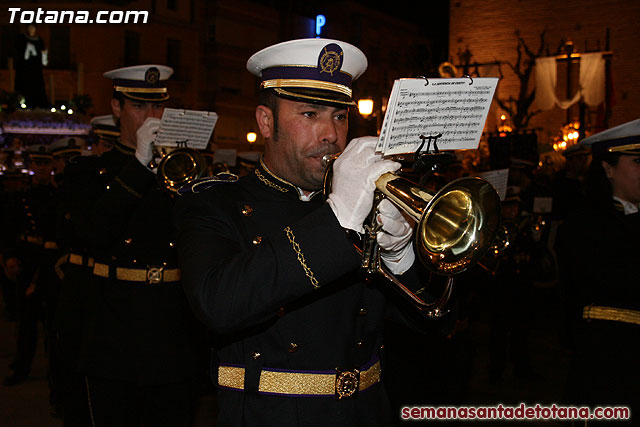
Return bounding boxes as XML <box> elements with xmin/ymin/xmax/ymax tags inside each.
<box><xmin>557</xmin><ymin>199</ymin><xmax>640</xmax><ymax>412</ymax></box>
<box><xmin>17</xmin><ymin>181</ymin><xmax>59</xmax><ymax>279</ymax></box>
<box><xmin>64</xmin><ymin>142</ymin><xmax>205</xmax><ymax>386</ymax></box>
<box><xmin>174</xmin><ymin>161</ymin><xmax>429</xmax><ymax>426</ymax></box>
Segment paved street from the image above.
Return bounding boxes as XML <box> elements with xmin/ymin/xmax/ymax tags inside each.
<box><xmin>0</xmin><ymin>316</ymin><xmax>62</xmax><ymax>426</ymax></box>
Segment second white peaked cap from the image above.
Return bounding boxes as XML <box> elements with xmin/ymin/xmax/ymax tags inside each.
<box><xmin>103</xmin><ymin>64</ymin><xmax>173</xmax><ymax>102</ymax></box>
<box><xmin>580</xmin><ymin>118</ymin><xmax>640</xmax><ymax>155</ymax></box>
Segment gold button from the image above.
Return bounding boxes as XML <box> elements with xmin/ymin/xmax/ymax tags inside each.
<box><xmin>132</xmin><ymin>259</ymin><xmax>137</xmax><ymax>264</ymax></box>
<box><xmin>125</xmin><ymin>238</ymin><xmax>132</xmax><ymax>244</ymax></box>
<box><xmin>288</xmin><ymin>343</ymin><xmax>299</xmax><ymax>353</ymax></box>
<box><xmin>169</xmin><ymin>242</ymin><xmax>175</xmax><ymax>247</ymax></box>
<box><xmin>252</xmin><ymin>236</ymin><xmax>262</xmax><ymax>245</ymax></box>
<box><xmin>359</xmin><ymin>308</ymin><xmax>368</xmax><ymax>316</ymax></box>
<box><xmin>162</xmin><ymin>262</ymin><xmax>167</xmax><ymax>266</ymax></box>
<box><xmin>241</xmin><ymin>205</ymin><xmax>253</xmax><ymax>216</ymax></box>
<box><xmin>106</xmin><ymin>185</ymin><xmax>110</xmax><ymax>190</ymax></box>
<box><xmin>357</xmin><ymin>340</ymin><xmax>363</xmax><ymax>348</ymax></box>
<box><xmin>99</xmin><ymin>168</ymin><xmax>107</xmax><ymax>175</ymax></box>
<box><xmin>252</xmin><ymin>352</ymin><xmax>261</xmax><ymax>360</ymax></box>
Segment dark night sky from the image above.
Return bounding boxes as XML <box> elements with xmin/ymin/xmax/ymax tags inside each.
<box><xmin>255</xmin><ymin>0</ymin><xmax>450</xmax><ymax>66</ymax></box>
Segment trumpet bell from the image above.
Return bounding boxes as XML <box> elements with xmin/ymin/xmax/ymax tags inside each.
<box><xmin>416</xmin><ymin>177</ymin><xmax>501</xmax><ymax>274</ymax></box>
<box><xmin>156</xmin><ymin>147</ymin><xmax>207</xmax><ymax>193</ymax></box>
<box><xmin>375</xmin><ymin>173</ymin><xmax>501</xmax><ymax>275</ymax></box>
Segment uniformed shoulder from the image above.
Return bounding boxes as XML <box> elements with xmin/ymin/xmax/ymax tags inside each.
<box><xmin>67</xmin><ymin>153</ymin><xmax>92</xmax><ymax>165</ymax></box>
<box><xmin>177</xmin><ymin>173</ymin><xmax>239</xmax><ymax>195</ymax></box>
<box><xmin>68</xmin><ymin>153</ymin><xmax>101</xmax><ymax>167</ymax></box>
<box><xmin>64</xmin><ymin>154</ymin><xmax>102</xmax><ymax>176</ymax></box>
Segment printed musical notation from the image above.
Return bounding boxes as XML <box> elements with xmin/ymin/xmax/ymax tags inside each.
<box><xmin>377</xmin><ymin>78</ymin><xmax>499</xmax><ymax>155</ymax></box>
<box><xmin>155</xmin><ymin>108</ymin><xmax>219</xmax><ymax>150</ymax></box>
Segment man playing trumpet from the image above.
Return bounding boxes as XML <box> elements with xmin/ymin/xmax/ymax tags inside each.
<box><xmin>174</xmin><ymin>38</ymin><xmax>422</xmax><ymax>426</ymax></box>
<box><xmin>61</xmin><ymin>64</ymin><xmax>206</xmax><ymax>426</ymax></box>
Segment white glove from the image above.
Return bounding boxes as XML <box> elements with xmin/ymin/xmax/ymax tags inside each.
<box><xmin>327</xmin><ymin>136</ymin><xmax>401</xmax><ymax>233</ymax></box>
<box><xmin>376</xmin><ymin>199</ymin><xmax>415</xmax><ymax>274</ymax></box>
<box><xmin>135</xmin><ymin>117</ymin><xmax>160</xmax><ymax>173</ymax></box>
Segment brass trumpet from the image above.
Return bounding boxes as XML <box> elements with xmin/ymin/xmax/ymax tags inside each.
<box><xmin>323</xmin><ymin>155</ymin><xmax>501</xmax><ymax>317</ymax></box>
<box><xmin>476</xmin><ymin>222</ymin><xmax>513</xmax><ymax>275</ymax></box>
<box><xmin>150</xmin><ymin>146</ymin><xmax>207</xmax><ymax>193</ymax></box>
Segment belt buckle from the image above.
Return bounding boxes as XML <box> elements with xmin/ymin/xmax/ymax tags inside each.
<box><xmin>335</xmin><ymin>368</ymin><xmax>360</xmax><ymax>399</ymax></box>
<box><xmin>146</xmin><ymin>266</ymin><xmax>164</xmax><ymax>284</ymax></box>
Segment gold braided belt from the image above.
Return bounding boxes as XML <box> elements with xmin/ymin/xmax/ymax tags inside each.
<box><xmin>583</xmin><ymin>305</ymin><xmax>640</xmax><ymax>326</ymax></box>
<box><xmin>92</xmin><ymin>262</ymin><xmax>180</xmax><ymax>284</ymax></box>
<box><xmin>218</xmin><ymin>360</ymin><xmax>381</xmax><ymax>399</ymax></box>
<box><xmin>68</xmin><ymin>253</ymin><xmax>95</xmax><ymax>267</ymax></box>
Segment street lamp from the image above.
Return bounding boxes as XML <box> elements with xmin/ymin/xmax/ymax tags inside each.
<box><xmin>358</xmin><ymin>99</ymin><xmax>374</xmax><ymax>118</ymax></box>
<box><xmin>246</xmin><ymin>131</ymin><xmax>257</xmax><ymax>144</ymax></box>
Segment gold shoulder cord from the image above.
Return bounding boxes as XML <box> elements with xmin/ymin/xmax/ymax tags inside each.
<box><xmin>255</xmin><ymin>169</ymin><xmax>289</xmax><ymax>193</ymax></box>
<box><xmin>284</xmin><ymin>226</ymin><xmax>319</xmax><ymax>289</ymax></box>
<box><xmin>114</xmin><ymin>176</ymin><xmax>143</xmax><ymax>199</ymax></box>
<box><xmin>114</xmin><ymin>143</ymin><xmax>135</xmax><ymax>156</ymax></box>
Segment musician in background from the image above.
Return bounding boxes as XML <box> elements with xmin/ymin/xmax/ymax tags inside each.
<box><xmin>552</xmin><ymin>143</ymin><xmax>591</xmax><ymax>221</ymax></box>
<box><xmin>557</xmin><ymin>119</ymin><xmax>640</xmax><ymax>418</ymax></box>
<box><xmin>174</xmin><ymin>38</ymin><xmax>425</xmax><ymax>425</ymax></box>
<box><xmin>3</xmin><ymin>146</ymin><xmax>57</xmax><ymax>386</ymax></box>
<box><xmin>61</xmin><ymin>65</ymin><xmax>206</xmax><ymax>426</ymax></box>
<box><xmin>89</xmin><ymin>114</ymin><xmax>119</xmax><ymax>156</ymax></box>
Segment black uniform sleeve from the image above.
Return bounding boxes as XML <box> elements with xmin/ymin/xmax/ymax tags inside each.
<box><xmin>174</xmin><ymin>192</ymin><xmax>362</xmax><ymax>335</ymax></box>
<box><xmin>66</xmin><ymin>156</ymin><xmax>155</xmax><ymax>249</ymax></box>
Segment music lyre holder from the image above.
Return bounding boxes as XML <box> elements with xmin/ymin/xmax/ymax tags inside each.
<box><xmin>411</xmin><ymin>134</ymin><xmax>456</xmax><ymax>187</ymax></box>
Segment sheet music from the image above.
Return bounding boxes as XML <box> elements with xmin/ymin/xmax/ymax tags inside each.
<box><xmin>533</xmin><ymin>197</ymin><xmax>553</xmax><ymax>213</ymax></box>
<box><xmin>213</xmin><ymin>148</ymin><xmax>237</xmax><ymax>167</ymax></box>
<box><xmin>155</xmin><ymin>108</ymin><xmax>218</xmax><ymax>149</ymax></box>
<box><xmin>377</xmin><ymin>77</ymin><xmax>498</xmax><ymax>155</ymax></box>
<box><xmin>477</xmin><ymin>168</ymin><xmax>509</xmax><ymax>201</ymax></box>
<box><xmin>376</xmin><ymin>82</ymin><xmax>399</xmax><ymax>152</ymax></box>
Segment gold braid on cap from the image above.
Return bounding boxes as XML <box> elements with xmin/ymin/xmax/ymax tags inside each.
<box><xmin>608</xmin><ymin>143</ymin><xmax>640</xmax><ymax>153</ymax></box>
<box><xmin>261</xmin><ymin>79</ymin><xmax>352</xmax><ymax>97</ymax></box>
<box><xmin>113</xmin><ymin>86</ymin><xmax>168</xmax><ymax>94</ymax></box>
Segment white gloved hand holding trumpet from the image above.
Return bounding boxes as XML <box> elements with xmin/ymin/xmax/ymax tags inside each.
<box><xmin>135</xmin><ymin>117</ymin><xmax>160</xmax><ymax>173</ymax></box>
<box><xmin>327</xmin><ymin>136</ymin><xmax>415</xmax><ymax>273</ymax></box>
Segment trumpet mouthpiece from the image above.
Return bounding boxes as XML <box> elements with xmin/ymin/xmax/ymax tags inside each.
<box><xmin>322</xmin><ymin>153</ymin><xmax>340</xmax><ymax>167</ymax></box>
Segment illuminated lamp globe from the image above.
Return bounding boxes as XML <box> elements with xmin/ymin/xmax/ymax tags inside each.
<box><xmin>358</xmin><ymin>99</ymin><xmax>374</xmax><ymax>117</ymax></box>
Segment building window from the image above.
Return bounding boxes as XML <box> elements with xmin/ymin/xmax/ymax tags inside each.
<box><xmin>49</xmin><ymin>26</ymin><xmax>70</xmax><ymax>69</ymax></box>
<box><xmin>0</xmin><ymin>25</ymin><xmax>19</xmax><ymax>68</ymax></box>
<box><xmin>124</xmin><ymin>31</ymin><xmax>140</xmax><ymax>66</ymax></box>
<box><xmin>167</xmin><ymin>39</ymin><xmax>181</xmax><ymax>79</ymax></box>
<box><xmin>207</xmin><ymin>24</ymin><xmax>216</xmax><ymax>43</ymax></box>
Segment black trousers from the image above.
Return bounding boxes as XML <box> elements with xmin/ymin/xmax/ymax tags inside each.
<box><xmin>13</xmin><ymin>293</ymin><xmax>42</xmax><ymax>376</ymax></box>
<box><xmin>86</xmin><ymin>376</ymin><xmax>200</xmax><ymax>427</ymax></box>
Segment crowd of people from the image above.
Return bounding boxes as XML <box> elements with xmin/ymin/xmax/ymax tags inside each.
<box><xmin>1</xmin><ymin>36</ymin><xmax>638</xmax><ymax>426</ymax></box>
